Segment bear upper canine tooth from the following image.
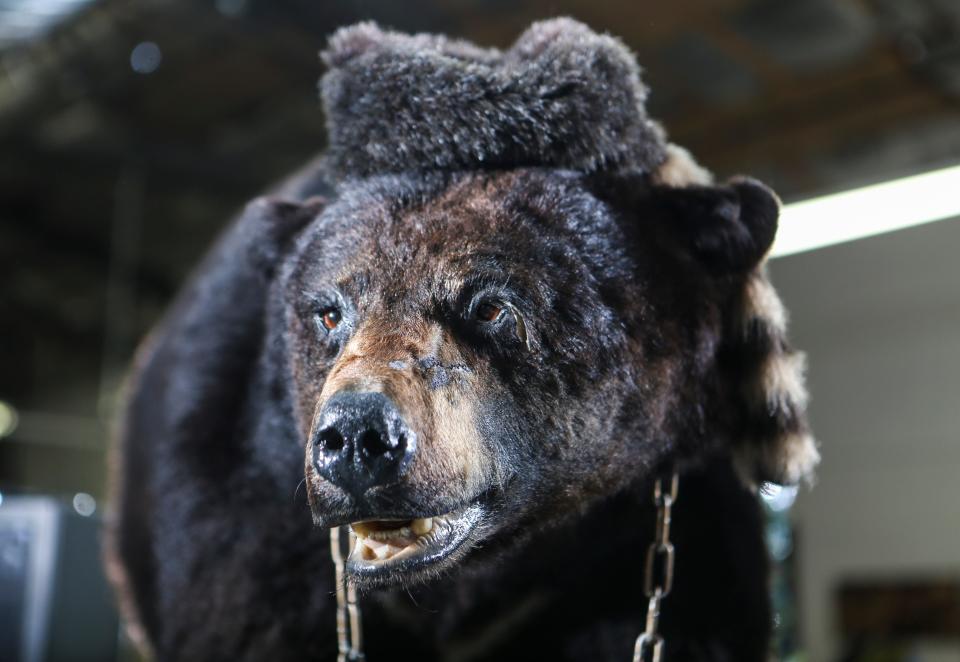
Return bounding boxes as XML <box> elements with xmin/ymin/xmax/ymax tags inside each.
<box><xmin>411</xmin><ymin>517</ymin><xmax>433</xmax><ymax>535</ymax></box>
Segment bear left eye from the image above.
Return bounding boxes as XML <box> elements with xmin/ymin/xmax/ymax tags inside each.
<box><xmin>475</xmin><ymin>301</ymin><xmax>505</xmax><ymax>323</ymax></box>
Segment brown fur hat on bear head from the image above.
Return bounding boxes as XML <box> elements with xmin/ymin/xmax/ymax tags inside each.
<box><xmin>320</xmin><ymin>17</ymin><xmax>666</xmax><ymax>178</ymax></box>
<box><xmin>317</xmin><ymin>18</ymin><xmax>818</xmax><ymax>488</ymax></box>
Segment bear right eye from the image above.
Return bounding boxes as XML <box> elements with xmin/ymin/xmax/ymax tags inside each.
<box><xmin>318</xmin><ymin>308</ymin><xmax>341</xmax><ymax>333</ymax></box>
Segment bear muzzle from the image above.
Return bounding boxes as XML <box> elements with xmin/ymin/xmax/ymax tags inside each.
<box><xmin>307</xmin><ymin>389</ymin><xmax>494</xmax><ymax>585</ymax></box>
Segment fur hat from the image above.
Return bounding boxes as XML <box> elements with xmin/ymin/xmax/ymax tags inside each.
<box><xmin>319</xmin><ymin>18</ymin><xmax>667</xmax><ymax>178</ymax></box>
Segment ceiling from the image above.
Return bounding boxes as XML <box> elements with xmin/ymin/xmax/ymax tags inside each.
<box><xmin>1</xmin><ymin>0</ymin><xmax>960</xmax><ymax>496</ymax></box>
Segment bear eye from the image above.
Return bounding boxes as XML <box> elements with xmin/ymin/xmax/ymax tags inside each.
<box><xmin>475</xmin><ymin>301</ymin><xmax>505</xmax><ymax>323</ymax></box>
<box><xmin>318</xmin><ymin>307</ymin><xmax>342</xmax><ymax>332</ymax></box>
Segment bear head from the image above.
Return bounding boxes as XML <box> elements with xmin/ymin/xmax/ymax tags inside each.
<box><xmin>264</xmin><ymin>19</ymin><xmax>817</xmax><ymax>588</ymax></box>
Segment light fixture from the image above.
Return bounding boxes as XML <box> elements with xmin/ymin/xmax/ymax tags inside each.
<box><xmin>760</xmin><ymin>483</ymin><xmax>798</xmax><ymax>512</ymax></box>
<box><xmin>130</xmin><ymin>41</ymin><xmax>162</xmax><ymax>74</ymax></box>
<box><xmin>0</xmin><ymin>400</ymin><xmax>18</xmax><ymax>439</ymax></box>
<box><xmin>73</xmin><ymin>492</ymin><xmax>97</xmax><ymax>517</ymax></box>
<box><xmin>772</xmin><ymin>163</ymin><xmax>960</xmax><ymax>257</ymax></box>
<box><xmin>0</xmin><ymin>0</ymin><xmax>98</xmax><ymax>47</ymax></box>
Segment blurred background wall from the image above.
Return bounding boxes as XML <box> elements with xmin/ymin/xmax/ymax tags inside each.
<box><xmin>773</xmin><ymin>215</ymin><xmax>960</xmax><ymax>661</ymax></box>
<box><xmin>1</xmin><ymin>1</ymin><xmax>959</xmax><ymax>660</ymax></box>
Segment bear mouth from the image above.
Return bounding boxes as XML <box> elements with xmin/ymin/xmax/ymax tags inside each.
<box><xmin>344</xmin><ymin>500</ymin><xmax>485</xmax><ymax>584</ymax></box>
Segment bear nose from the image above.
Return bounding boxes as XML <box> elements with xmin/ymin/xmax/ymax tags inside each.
<box><xmin>311</xmin><ymin>391</ymin><xmax>415</xmax><ymax>498</ymax></box>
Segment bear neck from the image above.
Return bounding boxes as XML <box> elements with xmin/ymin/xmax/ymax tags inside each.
<box><xmin>358</xmin><ymin>454</ymin><xmax>771</xmax><ymax>661</ymax></box>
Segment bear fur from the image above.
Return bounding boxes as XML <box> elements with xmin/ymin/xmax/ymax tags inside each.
<box><xmin>105</xmin><ymin>18</ymin><xmax>817</xmax><ymax>662</ymax></box>
<box><xmin>320</xmin><ymin>19</ymin><xmax>666</xmax><ymax>176</ymax></box>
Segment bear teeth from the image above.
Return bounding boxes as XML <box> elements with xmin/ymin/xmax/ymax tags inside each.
<box><xmin>349</xmin><ymin>517</ymin><xmax>438</xmax><ymax>562</ymax></box>
<box><xmin>411</xmin><ymin>517</ymin><xmax>433</xmax><ymax>535</ymax></box>
<box><xmin>350</xmin><ymin>517</ymin><xmax>440</xmax><ymax>561</ymax></box>
<box><xmin>358</xmin><ymin>538</ymin><xmax>406</xmax><ymax>561</ymax></box>
<box><xmin>350</xmin><ymin>517</ymin><xmax>434</xmax><ymax>543</ymax></box>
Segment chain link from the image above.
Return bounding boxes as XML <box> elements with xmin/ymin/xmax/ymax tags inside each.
<box><xmin>632</xmin><ymin>470</ymin><xmax>679</xmax><ymax>662</ymax></box>
<box><xmin>330</xmin><ymin>526</ymin><xmax>365</xmax><ymax>661</ymax></box>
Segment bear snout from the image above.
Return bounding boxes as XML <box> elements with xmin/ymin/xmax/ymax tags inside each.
<box><xmin>310</xmin><ymin>391</ymin><xmax>417</xmax><ymax>499</ymax></box>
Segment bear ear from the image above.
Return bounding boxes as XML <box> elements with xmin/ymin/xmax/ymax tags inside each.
<box><xmin>244</xmin><ymin>195</ymin><xmax>326</xmax><ymax>278</ymax></box>
<box><xmin>652</xmin><ymin>176</ymin><xmax>780</xmax><ymax>274</ymax></box>
<box><xmin>646</xmin><ymin>146</ymin><xmax>818</xmax><ymax>487</ymax></box>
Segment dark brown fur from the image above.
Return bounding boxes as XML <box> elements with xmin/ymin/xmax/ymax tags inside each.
<box><xmin>105</xmin><ymin>19</ymin><xmax>815</xmax><ymax>662</ymax></box>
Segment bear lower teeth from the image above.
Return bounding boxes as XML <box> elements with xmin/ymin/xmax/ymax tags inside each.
<box><xmin>358</xmin><ymin>537</ymin><xmax>407</xmax><ymax>561</ymax></box>
<box><xmin>349</xmin><ymin>517</ymin><xmax>436</xmax><ymax>561</ymax></box>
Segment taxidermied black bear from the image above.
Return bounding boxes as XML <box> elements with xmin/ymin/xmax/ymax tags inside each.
<box><xmin>105</xmin><ymin>18</ymin><xmax>817</xmax><ymax>662</ymax></box>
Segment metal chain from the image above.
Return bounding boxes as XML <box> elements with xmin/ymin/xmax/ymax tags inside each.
<box><xmin>330</xmin><ymin>526</ymin><xmax>365</xmax><ymax>661</ymax></box>
<box><xmin>328</xmin><ymin>474</ymin><xmax>677</xmax><ymax>662</ymax></box>
<box><xmin>632</xmin><ymin>470</ymin><xmax>679</xmax><ymax>662</ymax></box>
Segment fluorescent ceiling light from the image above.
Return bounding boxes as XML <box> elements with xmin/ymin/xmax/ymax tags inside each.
<box><xmin>0</xmin><ymin>0</ymin><xmax>97</xmax><ymax>48</ymax></box>
<box><xmin>772</xmin><ymin>163</ymin><xmax>960</xmax><ymax>258</ymax></box>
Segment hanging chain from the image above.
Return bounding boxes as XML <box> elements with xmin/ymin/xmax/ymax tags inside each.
<box><xmin>632</xmin><ymin>470</ymin><xmax>679</xmax><ymax>662</ymax></box>
<box><xmin>328</xmin><ymin>475</ymin><xmax>677</xmax><ymax>662</ymax></box>
<box><xmin>330</xmin><ymin>525</ymin><xmax>365</xmax><ymax>661</ymax></box>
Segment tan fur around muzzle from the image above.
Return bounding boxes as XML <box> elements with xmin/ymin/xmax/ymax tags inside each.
<box><xmin>314</xmin><ymin>320</ymin><xmax>490</xmax><ymax>499</ymax></box>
